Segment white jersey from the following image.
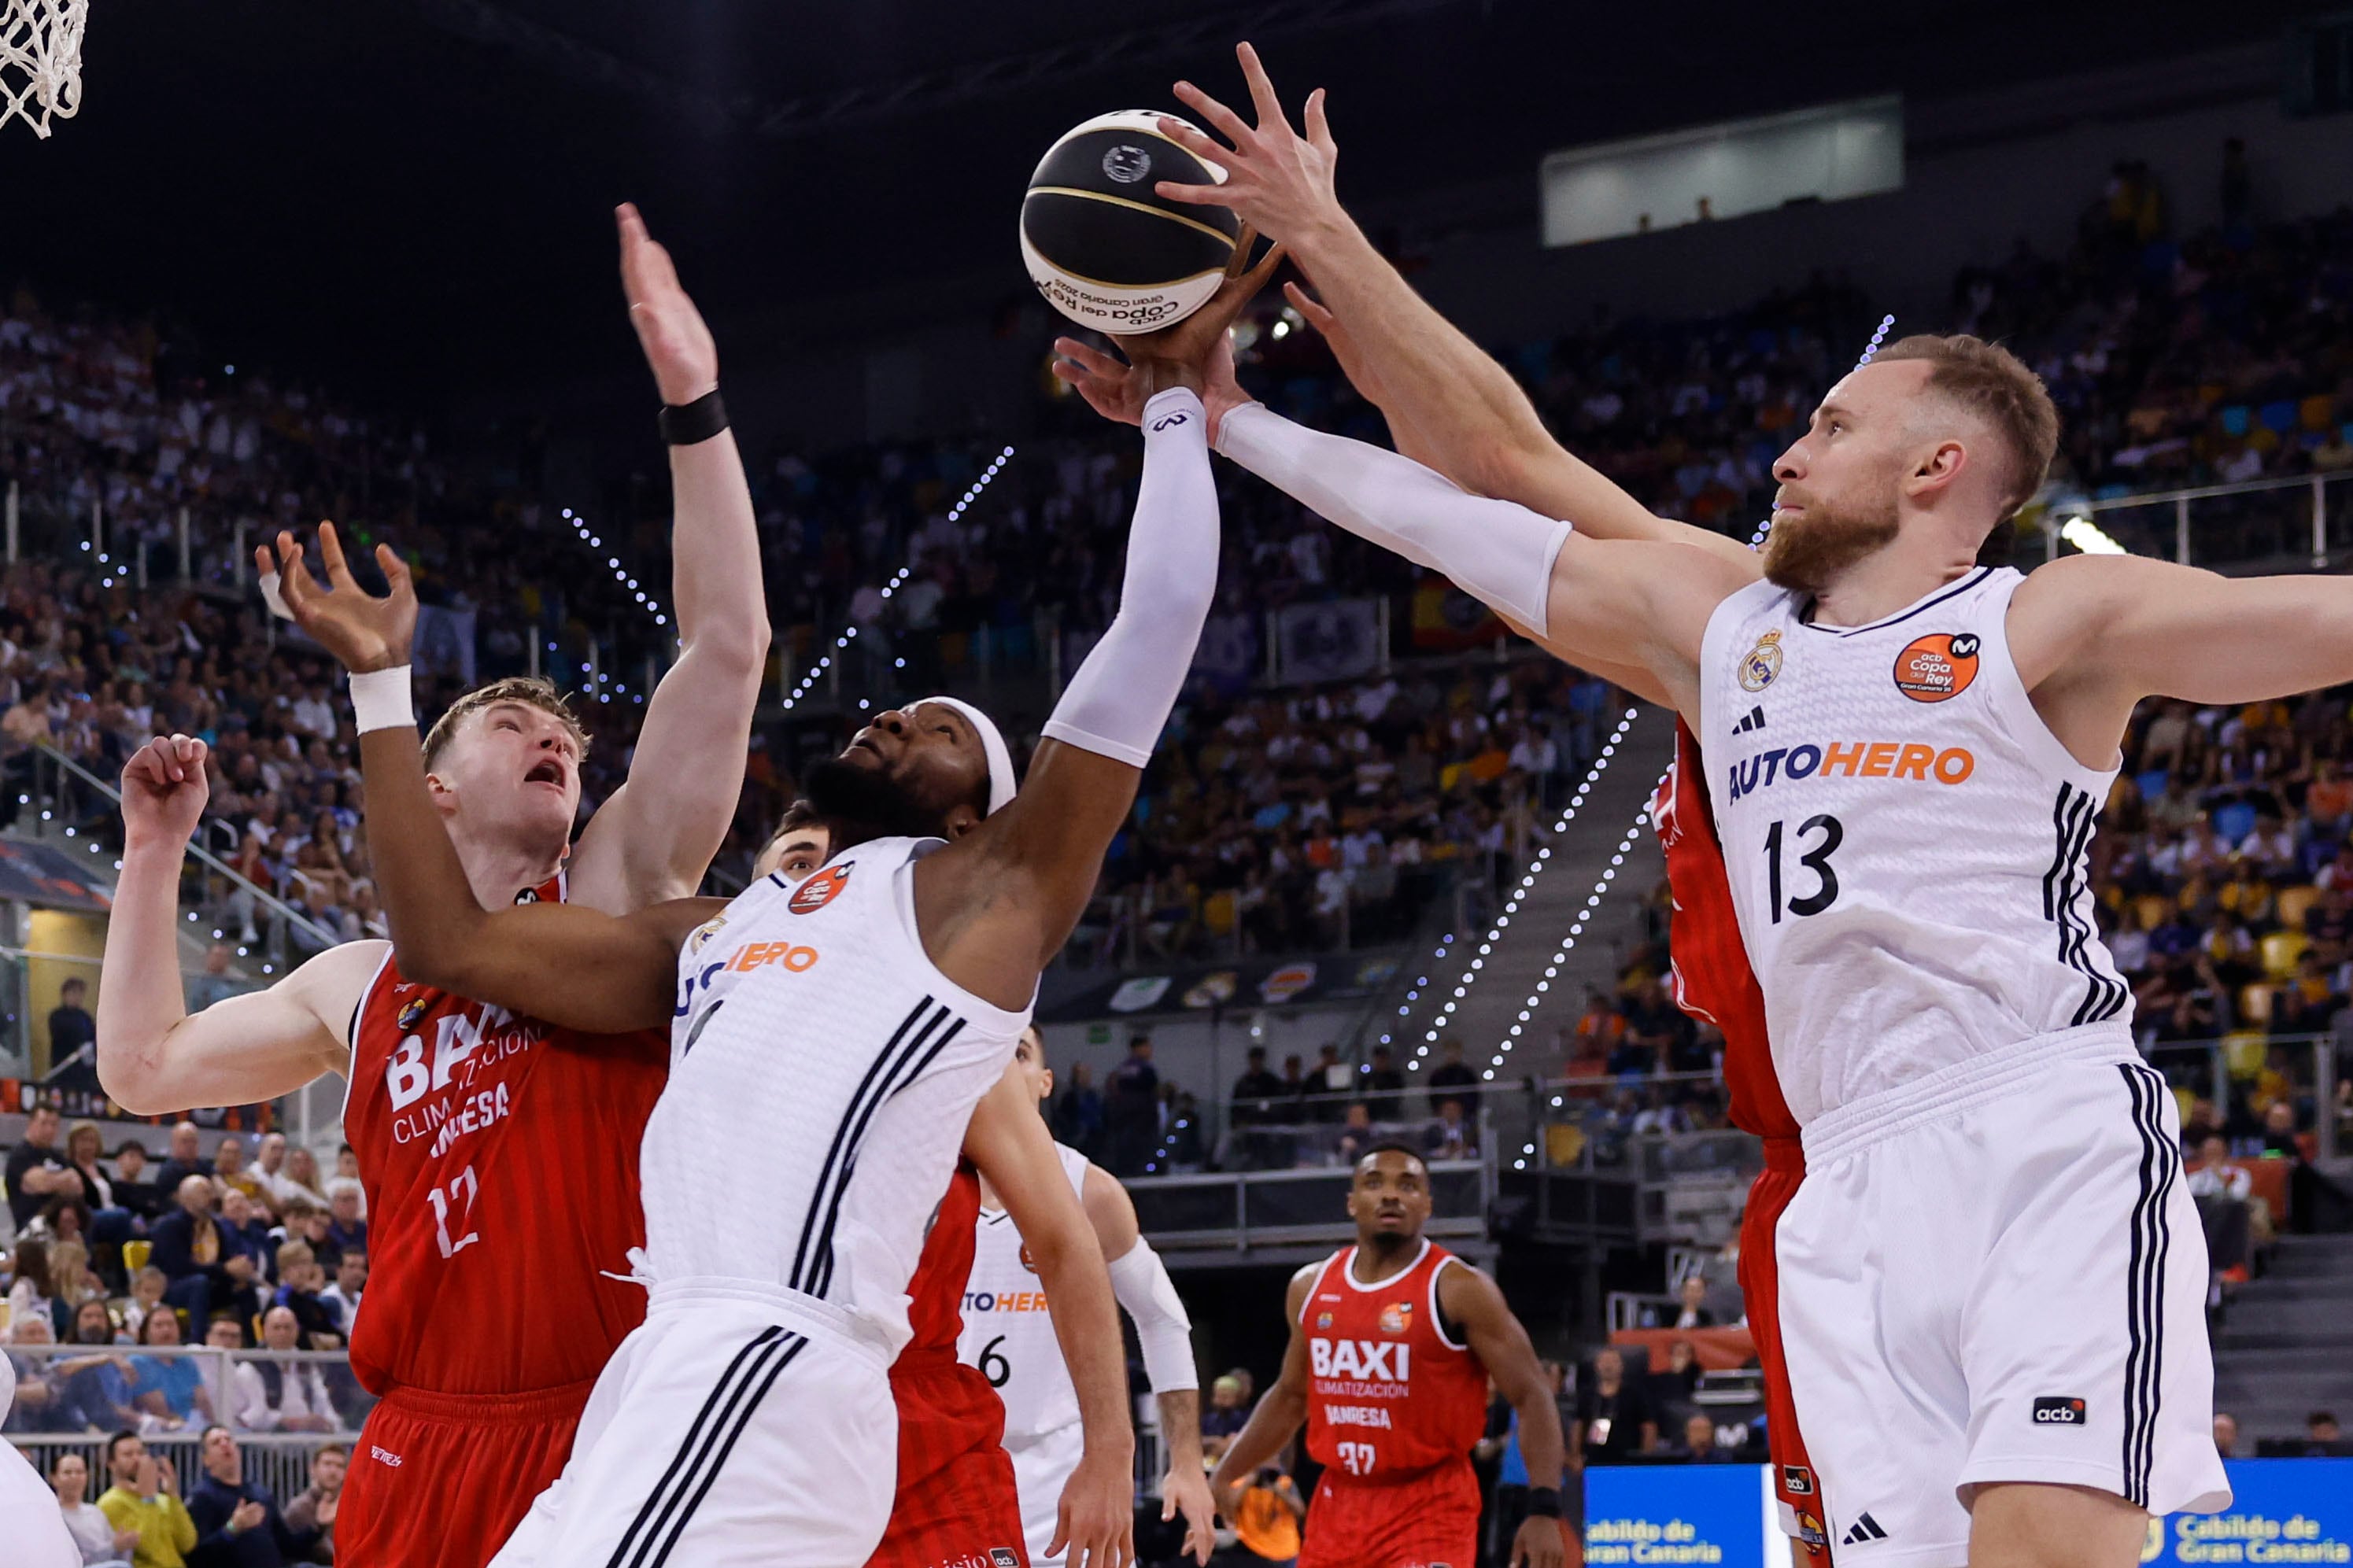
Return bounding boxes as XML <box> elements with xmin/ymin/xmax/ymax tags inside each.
<box><xmin>959</xmin><ymin>1141</ymin><xmax>1092</xmax><ymax>1443</ymax></box>
<box><xmin>643</xmin><ymin>835</ymin><xmax>1030</xmax><ymax>1359</ymax></box>
<box><xmin>1697</xmin><ymin>565</ymin><xmax>2129</xmax><ymax>1123</ymax></box>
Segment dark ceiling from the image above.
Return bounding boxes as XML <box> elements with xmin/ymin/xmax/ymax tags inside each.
<box><xmin>0</xmin><ymin>0</ymin><xmax>2331</xmax><ymax>411</ymax></box>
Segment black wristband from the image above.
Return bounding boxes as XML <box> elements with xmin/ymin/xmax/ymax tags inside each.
<box><xmin>1527</xmin><ymin>1487</ymin><xmax>1563</xmax><ymax>1519</ymax></box>
<box><xmin>658</xmin><ymin>389</ymin><xmax>728</xmax><ymax>445</ymax></box>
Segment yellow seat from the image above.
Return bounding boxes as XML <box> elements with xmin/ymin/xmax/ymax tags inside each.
<box><xmin>121</xmin><ymin>1240</ymin><xmax>151</xmax><ymax>1275</ymax></box>
<box><xmin>1201</xmin><ymin>890</ymin><xmax>1237</xmax><ymax>937</ymax></box>
<box><xmin>2135</xmin><ymin>895</ymin><xmax>2174</xmax><ymax>932</ymax></box>
<box><xmin>2260</xmin><ymin>929</ymin><xmax>2308</xmax><ymax>980</ymax></box>
<box><xmin>2276</xmin><ymin>884</ymin><xmax>2322</xmax><ymax>930</ymax></box>
<box><xmin>2237</xmin><ymin>983</ymin><xmax>2274</xmax><ymax>1025</ymax></box>
<box><xmin>2223</xmin><ymin>1031</ymin><xmax>2270</xmax><ymax>1079</ymax></box>
<box><xmin>1545</xmin><ymin>1123</ymin><xmax>1587</xmax><ymax>1168</ymax></box>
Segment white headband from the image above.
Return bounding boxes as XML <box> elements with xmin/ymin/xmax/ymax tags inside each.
<box><xmin>914</xmin><ymin>696</ymin><xmax>1017</xmax><ymax>816</ymax></box>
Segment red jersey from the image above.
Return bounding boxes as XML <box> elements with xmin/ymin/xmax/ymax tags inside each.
<box><xmin>1300</xmin><ymin>1239</ymin><xmax>1487</xmax><ymax>1481</ymax></box>
<box><xmin>342</xmin><ymin>873</ymin><xmax>670</xmax><ymax>1396</ymax></box>
<box><xmin>1653</xmin><ymin>719</ymin><xmax>1795</xmax><ymax>1140</ymax></box>
<box><xmin>903</xmin><ymin>1160</ymin><xmax>985</xmax><ymax>1361</ymax></box>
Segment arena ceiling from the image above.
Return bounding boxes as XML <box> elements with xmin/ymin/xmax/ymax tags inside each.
<box><xmin>0</xmin><ymin>0</ymin><xmax>2333</xmax><ymax>407</ymax></box>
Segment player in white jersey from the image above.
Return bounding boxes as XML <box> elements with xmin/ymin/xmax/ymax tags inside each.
<box><xmin>1042</xmin><ymin>50</ymin><xmax>2353</xmax><ymax>1566</ymax></box>
<box><xmin>262</xmin><ymin>225</ymin><xmax>1277</xmax><ymax>1568</ymax></box>
<box><xmin>961</xmin><ymin>1028</ymin><xmax>1217</xmax><ymax>1566</ymax></box>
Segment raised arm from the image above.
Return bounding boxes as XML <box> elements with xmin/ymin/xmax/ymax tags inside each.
<box><xmin>264</xmin><ymin>524</ymin><xmax>705</xmax><ymax>1034</ymax></box>
<box><xmin>96</xmin><ymin>735</ymin><xmax>372</xmax><ymax>1116</ymax></box>
<box><xmin>1080</xmin><ymin>1164</ymin><xmax>1216</xmax><ymax>1565</ymax></box>
<box><xmin>1439</xmin><ymin>1260</ymin><xmax>1569</xmax><ymax>1568</ymax></box>
<box><xmin>2017</xmin><ymin>554</ymin><xmax>2353</xmax><ymax>769</ymax></box>
<box><xmin>962</xmin><ymin>1064</ymin><xmax>1136</xmax><ymax>1568</ymax></box>
<box><xmin>569</xmin><ymin>203</ymin><xmax>770</xmax><ymax>914</ymax></box>
<box><xmin>1206</xmin><ymin>1264</ymin><xmax>1317</xmax><ymax>1517</ymax></box>
<box><xmin>1151</xmin><ymin>43</ymin><xmax>1759</xmax><ymax>572</ymax></box>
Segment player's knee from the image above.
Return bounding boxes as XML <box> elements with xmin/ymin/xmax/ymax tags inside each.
<box><xmin>1967</xmin><ymin>1481</ymin><xmax>2149</xmax><ymax>1568</ymax></box>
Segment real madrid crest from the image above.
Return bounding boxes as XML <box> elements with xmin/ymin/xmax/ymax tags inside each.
<box><xmin>686</xmin><ymin>916</ymin><xmax>728</xmax><ymax>956</ymax></box>
<box><xmin>1739</xmin><ymin>629</ymin><xmax>1785</xmax><ymax>692</ymax></box>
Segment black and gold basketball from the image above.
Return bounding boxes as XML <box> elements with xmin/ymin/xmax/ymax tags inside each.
<box><xmin>1020</xmin><ymin>110</ymin><xmax>1239</xmax><ymax>335</ymax></box>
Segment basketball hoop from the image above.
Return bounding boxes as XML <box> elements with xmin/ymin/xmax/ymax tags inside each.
<box><xmin>1</xmin><ymin>0</ymin><xmax>84</xmax><ymax>138</ymax></box>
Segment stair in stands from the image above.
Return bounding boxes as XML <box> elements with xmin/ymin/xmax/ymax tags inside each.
<box><xmin>2210</xmin><ymin>1232</ymin><xmax>2353</xmax><ymax>1450</ymax></box>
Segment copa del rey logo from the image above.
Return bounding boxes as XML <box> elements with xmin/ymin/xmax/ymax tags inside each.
<box><xmin>789</xmin><ymin>864</ymin><xmax>851</xmax><ymax>914</ymax></box>
<box><xmin>1378</xmin><ymin>1301</ymin><xmax>1413</xmax><ymax>1335</ymax></box>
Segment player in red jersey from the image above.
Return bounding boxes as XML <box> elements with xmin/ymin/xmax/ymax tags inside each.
<box><xmin>93</xmin><ymin>205</ymin><xmax>769</xmax><ymax>1568</ymax></box>
<box><xmin>1653</xmin><ymin>721</ymin><xmax>1830</xmax><ymax>1563</ymax></box>
<box><xmin>1210</xmin><ymin>1146</ymin><xmax>1569</xmax><ymax>1568</ymax></box>
<box><xmin>871</xmin><ymin>1064</ymin><xmax>1139</xmax><ymax>1568</ymax></box>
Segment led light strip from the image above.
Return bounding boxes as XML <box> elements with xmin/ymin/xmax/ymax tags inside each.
<box><xmin>783</xmin><ymin>445</ymin><xmax>1018</xmax><ymax>716</ymax></box>
<box><xmin>1504</xmin><ymin>315</ymin><xmax>1895</xmax><ymax>1168</ymax></box>
<box><xmin>1394</xmin><ymin>706</ymin><xmax>1643</xmax><ymax>1072</ymax></box>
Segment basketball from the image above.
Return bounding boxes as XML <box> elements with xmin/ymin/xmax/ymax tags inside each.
<box><xmin>1019</xmin><ymin>110</ymin><xmax>1238</xmax><ymax>335</ymax></box>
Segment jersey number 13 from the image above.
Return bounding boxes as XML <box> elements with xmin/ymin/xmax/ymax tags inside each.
<box><xmin>1764</xmin><ymin>814</ymin><xmax>1844</xmax><ymax>923</ymax></box>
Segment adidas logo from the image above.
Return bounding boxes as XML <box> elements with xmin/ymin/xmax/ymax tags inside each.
<box><xmin>1732</xmin><ymin>706</ymin><xmax>1767</xmax><ymax>736</ymax></box>
<box><xmin>1841</xmin><ymin>1514</ymin><xmax>1890</xmax><ymax>1545</ymax></box>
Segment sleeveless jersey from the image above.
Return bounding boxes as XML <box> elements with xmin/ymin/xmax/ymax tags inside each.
<box><xmin>652</xmin><ymin>835</ymin><xmax>1031</xmax><ymax>1359</ymax></box>
<box><xmin>1299</xmin><ymin>1239</ymin><xmax>1488</xmax><ymax>1481</ymax></box>
<box><xmin>906</xmin><ymin>1160</ymin><xmax>984</xmax><ymax>1358</ymax></box>
<box><xmin>958</xmin><ymin>1141</ymin><xmax>1092</xmax><ymax>1441</ymax></box>
<box><xmin>1697</xmin><ymin>565</ymin><xmax>2129</xmax><ymax>1124</ymax></box>
<box><xmin>343</xmin><ymin>873</ymin><xmax>670</xmax><ymax>1396</ymax></box>
<box><xmin>1652</xmin><ymin>719</ymin><xmax>1795</xmax><ymax>1140</ymax></box>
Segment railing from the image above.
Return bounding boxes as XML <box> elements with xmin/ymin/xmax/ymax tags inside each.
<box><xmin>1128</xmin><ymin>1153</ymin><xmax>1494</xmax><ymax>1256</ymax></box>
<box><xmin>2</xmin><ymin>1342</ymin><xmax>373</xmax><ymax>1439</ymax></box>
<box><xmin>2047</xmin><ymin>469</ymin><xmax>2351</xmax><ymax>570</ymax></box>
<box><xmin>2142</xmin><ymin>1031</ymin><xmax>2340</xmax><ymax>1163</ymax></box>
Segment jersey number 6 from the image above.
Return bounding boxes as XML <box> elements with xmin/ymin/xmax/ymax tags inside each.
<box><xmin>977</xmin><ymin>1334</ymin><xmax>1011</xmax><ymax>1389</ymax></box>
<box><xmin>1764</xmin><ymin>814</ymin><xmax>1844</xmax><ymax>923</ymax></box>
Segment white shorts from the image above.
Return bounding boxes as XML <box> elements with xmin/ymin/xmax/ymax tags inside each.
<box><xmin>1774</xmin><ymin>1028</ymin><xmax>2231</xmax><ymax>1566</ymax></box>
<box><xmin>1007</xmin><ymin>1419</ymin><xmax>1087</xmax><ymax>1567</ymax></box>
<box><xmin>492</xmin><ymin>1281</ymin><xmax>897</xmax><ymax>1568</ymax></box>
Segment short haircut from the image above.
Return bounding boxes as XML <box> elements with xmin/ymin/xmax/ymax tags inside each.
<box><xmin>276</xmin><ymin>1240</ymin><xmax>314</xmax><ymax>1272</ymax></box>
<box><xmin>421</xmin><ymin>677</ymin><xmax>589</xmax><ymax>772</ymax></box>
<box><xmin>114</xmin><ymin>1138</ymin><xmax>147</xmax><ymax>1160</ymax></box>
<box><xmin>324</xmin><ymin>1177</ymin><xmax>364</xmax><ymax>1202</ymax></box>
<box><xmin>315</xmin><ymin>1442</ymin><xmax>349</xmax><ymax>1462</ymax></box>
<box><xmin>105</xmin><ymin>1429</ymin><xmax>141</xmax><ymax>1466</ymax></box>
<box><xmin>1872</xmin><ymin>334</ymin><xmax>2059</xmax><ymax>524</ymax></box>
<box><xmin>1354</xmin><ymin>1141</ymin><xmax>1429</xmax><ymax>1177</ymax></box>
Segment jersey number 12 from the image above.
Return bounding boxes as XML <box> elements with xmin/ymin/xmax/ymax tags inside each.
<box><xmin>1764</xmin><ymin>814</ymin><xmax>1843</xmax><ymax>923</ymax></box>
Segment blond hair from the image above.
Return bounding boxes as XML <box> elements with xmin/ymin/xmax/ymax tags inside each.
<box><xmin>1874</xmin><ymin>334</ymin><xmax>2059</xmax><ymax>523</ymax></box>
<box><xmin>422</xmin><ymin>677</ymin><xmax>590</xmax><ymax>772</ymax></box>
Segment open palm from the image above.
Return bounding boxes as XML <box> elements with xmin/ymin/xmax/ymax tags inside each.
<box><xmin>258</xmin><ymin>522</ymin><xmax>418</xmax><ymax>675</ymax></box>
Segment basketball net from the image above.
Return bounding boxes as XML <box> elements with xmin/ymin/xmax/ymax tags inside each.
<box><xmin>1</xmin><ymin>0</ymin><xmax>84</xmax><ymax>138</ymax></box>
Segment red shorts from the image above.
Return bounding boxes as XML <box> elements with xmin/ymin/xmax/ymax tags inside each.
<box><xmin>1739</xmin><ymin>1139</ymin><xmax>1834</xmax><ymax>1562</ymax></box>
<box><xmin>1299</xmin><ymin>1461</ymin><xmax>1479</xmax><ymax>1568</ymax></box>
<box><xmin>338</xmin><ymin>1380</ymin><xmax>591</xmax><ymax>1568</ymax></box>
<box><xmin>867</xmin><ymin>1356</ymin><xmax>1027</xmax><ymax>1568</ymax></box>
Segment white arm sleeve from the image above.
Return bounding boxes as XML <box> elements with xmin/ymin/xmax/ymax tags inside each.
<box><xmin>1215</xmin><ymin>401</ymin><xmax>1572</xmax><ymax>636</ymax></box>
<box><xmin>1040</xmin><ymin>387</ymin><xmax>1220</xmax><ymax>767</ymax></box>
<box><xmin>1106</xmin><ymin>1236</ymin><xmax>1197</xmax><ymax>1394</ymax></box>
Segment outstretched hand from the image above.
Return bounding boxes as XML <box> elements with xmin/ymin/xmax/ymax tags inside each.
<box><xmin>618</xmin><ymin>202</ymin><xmax>719</xmax><ymax>407</ymax></box>
<box><xmin>258</xmin><ymin>523</ymin><xmax>416</xmax><ymax>675</ymax></box>
<box><xmin>1051</xmin><ymin>222</ymin><xmax>1284</xmax><ymax>439</ymax></box>
<box><xmin>1154</xmin><ymin>43</ymin><xmax>1342</xmax><ymax>248</ymax></box>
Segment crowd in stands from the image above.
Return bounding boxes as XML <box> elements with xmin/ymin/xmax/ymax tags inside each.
<box><xmin>5</xmin><ymin>1104</ymin><xmax>372</xmax><ymax>1444</ymax></box>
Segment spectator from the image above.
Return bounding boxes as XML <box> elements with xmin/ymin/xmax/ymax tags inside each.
<box><xmin>1671</xmin><ymin>1275</ymin><xmax>1716</xmax><ymax>1330</ymax></box>
<box><xmin>278</xmin><ymin>1444</ymin><xmax>344</xmax><ymax>1562</ymax></box>
<box><xmin>109</xmin><ymin>1142</ymin><xmax>164</xmax><ymax>1223</ymax></box>
<box><xmin>246</xmin><ymin>1308</ymin><xmax>335</xmax><ymax>1433</ymax></box>
<box><xmin>128</xmin><ymin>1307</ymin><xmax>212</xmax><ymax>1430</ymax></box>
<box><xmin>1422</xmin><ymin>1098</ymin><xmax>1476</xmax><ymax>1160</ymax></box>
<box><xmin>249</xmin><ymin>1137</ymin><xmax>320</xmax><ymax>1219</ymax></box>
<box><xmin>1049</xmin><ymin>1061</ymin><xmax>1104</xmax><ymax>1157</ymax></box>
<box><xmin>1360</xmin><ymin>1046</ymin><xmax>1406</xmax><ymax>1121</ymax></box>
<box><xmin>205</xmin><ymin>1319</ymin><xmax>269</xmax><ymax>1430</ymax></box>
<box><xmin>1223</xmin><ymin>1464</ymin><xmax>1304</xmax><ymax>1566</ymax></box>
<box><xmin>1309</xmin><ymin>1044</ymin><xmax>1350</xmax><ymax>1122</ymax></box>
<box><xmin>320</xmin><ymin>1182</ymin><xmax>367</xmax><ymax>1267</ymax></box>
<box><xmin>55</xmin><ymin>1299</ymin><xmax>143</xmax><ymax>1431</ymax></box>
<box><xmin>1676</xmin><ymin>1411</ymin><xmax>1732</xmax><ymax>1461</ymax></box>
<box><xmin>153</xmin><ymin>1125</ymin><xmax>213</xmax><ymax>1197</ymax></box>
<box><xmin>1105</xmin><ymin>1037</ymin><xmax>1160</xmax><ymax>1176</ymax></box>
<box><xmin>2301</xmin><ymin>1411</ymin><xmax>2346</xmax><ymax>1457</ymax></box>
<box><xmin>212</xmin><ymin>1142</ymin><xmax>264</xmax><ymax>1212</ymax></box>
<box><xmin>151</xmin><ymin>1176</ymin><xmax>259</xmax><ymax>1335</ymax></box>
<box><xmin>8</xmin><ymin>1103</ymin><xmax>87</xmax><ymax>1229</ymax></box>
<box><xmin>1230</xmin><ymin>1046</ymin><xmax>1285</xmax><ymax>1127</ymax></box>
<box><xmin>268</xmin><ymin>1244</ymin><xmax>342</xmax><ymax>1352</ymax></box>
<box><xmin>217</xmin><ymin>1192</ymin><xmax>272</xmax><ymax>1278</ymax></box>
<box><xmin>1200</xmin><ymin>1374</ymin><xmax>1251</xmax><ymax>1460</ymax></box>
<box><xmin>186</xmin><ymin>1422</ymin><xmax>322</xmax><ymax>1565</ymax></box>
<box><xmin>184</xmin><ymin>944</ymin><xmax>246</xmax><ymax>1014</ymax></box>
<box><xmin>1570</xmin><ymin>991</ymin><xmax>1626</xmax><ymax>1072</ymax></box>
<box><xmin>53</xmin><ymin>1448</ymin><xmax>140</xmax><ymax>1566</ymax></box>
<box><xmin>1426</xmin><ymin>1039</ymin><xmax>1477</xmax><ymax>1111</ymax></box>
<box><xmin>9</xmin><ymin>1235</ymin><xmax>57</xmax><ymax>1330</ymax></box>
<box><xmin>1276</xmin><ymin>1053</ymin><xmax>1310</xmax><ymax>1120</ymax></box>
<box><xmin>7</xmin><ymin>1314</ymin><xmax>83</xmax><ymax>1434</ymax></box>
<box><xmin>1334</xmin><ymin>1102</ymin><xmax>1377</xmax><ymax>1168</ymax></box>
<box><xmin>316</xmin><ymin>1252</ymin><xmax>365</xmax><ymax>1341</ymax></box>
<box><xmin>42</xmin><ymin>977</ymin><xmax>99</xmax><ymax>1092</ymax></box>
<box><xmin>96</xmin><ymin>1431</ymin><xmax>196</xmax><ymax>1568</ymax></box>
<box><xmin>2214</xmin><ymin>1411</ymin><xmax>2240</xmax><ymax>1459</ymax></box>
<box><xmin>122</xmin><ymin>1268</ymin><xmax>173</xmax><ymax>1341</ymax></box>
<box><xmin>2186</xmin><ymin>1137</ymin><xmax>2251</xmax><ymax>1201</ymax></box>
<box><xmin>1574</xmin><ymin>1348</ymin><xmax>1657</xmax><ymax>1463</ymax></box>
